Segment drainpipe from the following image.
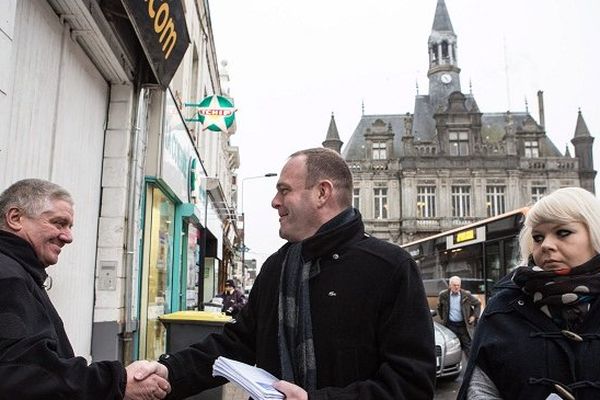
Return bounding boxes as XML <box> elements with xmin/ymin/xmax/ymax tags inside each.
<box><xmin>121</xmin><ymin>85</ymin><xmax>151</xmax><ymax>364</ymax></box>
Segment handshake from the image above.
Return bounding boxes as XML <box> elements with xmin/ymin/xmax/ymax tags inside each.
<box><xmin>124</xmin><ymin>360</ymin><xmax>171</xmax><ymax>399</ymax></box>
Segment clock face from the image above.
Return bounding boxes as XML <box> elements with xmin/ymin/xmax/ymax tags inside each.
<box><xmin>441</xmin><ymin>74</ymin><xmax>452</xmax><ymax>84</ymax></box>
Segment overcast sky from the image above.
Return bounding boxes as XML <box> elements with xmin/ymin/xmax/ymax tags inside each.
<box><xmin>208</xmin><ymin>0</ymin><xmax>600</xmax><ymax>269</ymax></box>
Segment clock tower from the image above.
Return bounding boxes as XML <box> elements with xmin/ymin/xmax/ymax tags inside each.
<box><xmin>428</xmin><ymin>0</ymin><xmax>461</xmax><ymax>112</ymax></box>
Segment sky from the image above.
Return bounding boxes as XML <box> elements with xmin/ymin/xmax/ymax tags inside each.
<box><xmin>208</xmin><ymin>0</ymin><xmax>600</xmax><ymax>270</ymax></box>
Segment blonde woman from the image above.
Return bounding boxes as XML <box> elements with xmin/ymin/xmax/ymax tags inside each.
<box><xmin>458</xmin><ymin>187</ymin><xmax>600</xmax><ymax>400</ymax></box>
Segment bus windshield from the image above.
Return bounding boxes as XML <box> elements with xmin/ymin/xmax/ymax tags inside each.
<box><xmin>403</xmin><ymin>208</ymin><xmax>527</xmax><ymax>309</ymax></box>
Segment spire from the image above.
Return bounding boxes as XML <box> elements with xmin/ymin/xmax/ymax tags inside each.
<box><xmin>574</xmin><ymin>108</ymin><xmax>591</xmax><ymax>138</ymax></box>
<box><xmin>432</xmin><ymin>0</ymin><xmax>454</xmax><ymax>33</ymax></box>
<box><xmin>571</xmin><ymin>108</ymin><xmax>595</xmax><ymax>186</ymax></box>
<box><xmin>427</xmin><ymin>0</ymin><xmax>461</xmax><ymax>110</ymax></box>
<box><xmin>322</xmin><ymin>113</ymin><xmax>343</xmax><ymax>153</ymax></box>
<box><xmin>565</xmin><ymin>145</ymin><xmax>571</xmax><ymax>158</ymax></box>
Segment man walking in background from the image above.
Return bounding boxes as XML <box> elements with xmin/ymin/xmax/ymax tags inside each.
<box><xmin>219</xmin><ymin>279</ymin><xmax>246</xmax><ymax>317</ymax></box>
<box><xmin>437</xmin><ymin>275</ymin><xmax>481</xmax><ymax>357</ymax></box>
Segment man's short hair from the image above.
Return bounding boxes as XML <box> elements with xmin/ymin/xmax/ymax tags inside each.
<box><xmin>289</xmin><ymin>148</ymin><xmax>353</xmax><ymax>206</ymax></box>
<box><xmin>0</xmin><ymin>179</ymin><xmax>73</xmax><ymax>228</ymax></box>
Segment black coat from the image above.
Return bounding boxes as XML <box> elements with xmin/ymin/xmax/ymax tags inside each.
<box><xmin>0</xmin><ymin>230</ymin><xmax>126</xmax><ymax>399</ymax></box>
<box><xmin>159</xmin><ymin>211</ymin><xmax>436</xmax><ymax>399</ymax></box>
<box><xmin>458</xmin><ymin>270</ymin><xmax>600</xmax><ymax>399</ymax></box>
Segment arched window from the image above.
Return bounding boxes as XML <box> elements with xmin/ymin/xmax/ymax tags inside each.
<box><xmin>431</xmin><ymin>45</ymin><xmax>439</xmax><ymax>64</ymax></box>
<box><xmin>441</xmin><ymin>41</ymin><xmax>449</xmax><ymax>59</ymax></box>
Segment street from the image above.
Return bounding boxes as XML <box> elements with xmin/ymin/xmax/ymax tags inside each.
<box><xmin>435</xmin><ymin>375</ymin><xmax>461</xmax><ymax>399</ymax></box>
<box><xmin>434</xmin><ymin>354</ymin><xmax>466</xmax><ymax>399</ymax></box>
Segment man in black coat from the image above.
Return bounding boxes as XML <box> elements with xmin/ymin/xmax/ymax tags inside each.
<box><xmin>218</xmin><ymin>279</ymin><xmax>246</xmax><ymax>317</ymax></box>
<box><xmin>0</xmin><ymin>178</ymin><xmax>170</xmax><ymax>399</ymax></box>
<box><xmin>145</xmin><ymin>148</ymin><xmax>436</xmax><ymax>399</ymax></box>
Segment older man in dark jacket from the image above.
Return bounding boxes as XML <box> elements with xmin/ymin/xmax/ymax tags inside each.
<box><xmin>152</xmin><ymin>148</ymin><xmax>436</xmax><ymax>400</ymax></box>
<box><xmin>0</xmin><ymin>179</ymin><xmax>169</xmax><ymax>399</ymax></box>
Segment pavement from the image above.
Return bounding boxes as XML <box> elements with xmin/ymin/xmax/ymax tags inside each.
<box><xmin>221</xmin><ymin>382</ymin><xmax>249</xmax><ymax>399</ymax></box>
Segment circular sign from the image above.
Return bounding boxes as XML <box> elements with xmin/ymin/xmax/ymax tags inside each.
<box><xmin>196</xmin><ymin>95</ymin><xmax>236</xmax><ymax>133</ymax></box>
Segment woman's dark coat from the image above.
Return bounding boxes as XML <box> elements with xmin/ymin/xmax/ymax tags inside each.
<box><xmin>458</xmin><ymin>272</ymin><xmax>600</xmax><ymax>400</ymax></box>
<box><xmin>0</xmin><ymin>230</ymin><xmax>126</xmax><ymax>399</ymax></box>
<box><xmin>159</xmin><ymin>212</ymin><xmax>436</xmax><ymax>399</ymax></box>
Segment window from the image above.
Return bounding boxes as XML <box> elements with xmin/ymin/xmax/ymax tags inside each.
<box><xmin>449</xmin><ymin>131</ymin><xmax>469</xmax><ymax>156</ymax></box>
<box><xmin>451</xmin><ymin>186</ymin><xmax>471</xmax><ymax>217</ymax></box>
<box><xmin>486</xmin><ymin>186</ymin><xmax>506</xmax><ymax>217</ymax></box>
<box><xmin>524</xmin><ymin>140</ymin><xmax>539</xmax><ymax>158</ymax></box>
<box><xmin>372</xmin><ymin>142</ymin><xmax>387</xmax><ymax>160</ymax></box>
<box><xmin>373</xmin><ymin>188</ymin><xmax>388</xmax><ymax>219</ymax></box>
<box><xmin>417</xmin><ymin>186</ymin><xmax>436</xmax><ymax>218</ymax></box>
<box><xmin>441</xmin><ymin>41</ymin><xmax>449</xmax><ymax>58</ymax></box>
<box><xmin>353</xmin><ymin>188</ymin><xmax>360</xmax><ymax>210</ymax></box>
<box><xmin>531</xmin><ymin>186</ymin><xmax>546</xmax><ymax>203</ymax></box>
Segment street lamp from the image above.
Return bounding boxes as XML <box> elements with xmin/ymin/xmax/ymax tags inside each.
<box><xmin>240</xmin><ymin>173</ymin><xmax>277</xmax><ymax>290</ymax></box>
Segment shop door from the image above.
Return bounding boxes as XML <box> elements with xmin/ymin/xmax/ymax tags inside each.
<box><xmin>140</xmin><ymin>186</ymin><xmax>175</xmax><ymax>360</ymax></box>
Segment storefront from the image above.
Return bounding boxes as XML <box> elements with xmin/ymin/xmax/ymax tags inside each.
<box><xmin>138</xmin><ymin>90</ymin><xmax>222</xmax><ymax>359</ymax></box>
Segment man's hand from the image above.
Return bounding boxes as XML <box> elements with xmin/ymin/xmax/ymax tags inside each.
<box><xmin>273</xmin><ymin>380</ymin><xmax>307</xmax><ymax>400</ymax></box>
<box><xmin>125</xmin><ymin>360</ymin><xmax>171</xmax><ymax>400</ymax></box>
<box><xmin>468</xmin><ymin>315</ymin><xmax>476</xmax><ymax>324</ymax></box>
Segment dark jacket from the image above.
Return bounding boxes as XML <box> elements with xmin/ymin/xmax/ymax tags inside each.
<box><xmin>437</xmin><ymin>288</ymin><xmax>481</xmax><ymax>338</ymax></box>
<box><xmin>458</xmin><ymin>269</ymin><xmax>600</xmax><ymax>400</ymax></box>
<box><xmin>0</xmin><ymin>230</ymin><xmax>126</xmax><ymax>399</ymax></box>
<box><xmin>219</xmin><ymin>288</ymin><xmax>246</xmax><ymax>316</ymax></box>
<box><xmin>159</xmin><ymin>210</ymin><xmax>436</xmax><ymax>399</ymax></box>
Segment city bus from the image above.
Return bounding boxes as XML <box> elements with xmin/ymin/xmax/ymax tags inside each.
<box><xmin>402</xmin><ymin>207</ymin><xmax>529</xmax><ymax>310</ymax></box>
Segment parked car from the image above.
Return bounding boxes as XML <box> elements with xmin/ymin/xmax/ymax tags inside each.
<box><xmin>433</xmin><ymin>318</ymin><xmax>462</xmax><ymax>380</ymax></box>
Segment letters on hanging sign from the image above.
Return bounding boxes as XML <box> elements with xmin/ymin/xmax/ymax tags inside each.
<box><xmin>121</xmin><ymin>0</ymin><xmax>190</xmax><ymax>88</ymax></box>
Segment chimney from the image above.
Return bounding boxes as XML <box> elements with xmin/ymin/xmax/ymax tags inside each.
<box><xmin>537</xmin><ymin>90</ymin><xmax>545</xmax><ymax>128</ymax></box>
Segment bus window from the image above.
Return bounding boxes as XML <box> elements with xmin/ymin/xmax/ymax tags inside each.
<box><xmin>485</xmin><ymin>242</ymin><xmax>501</xmax><ymax>297</ymax></box>
<box><xmin>505</xmin><ymin>236</ymin><xmax>521</xmax><ymax>272</ymax></box>
<box><xmin>402</xmin><ymin>207</ymin><xmax>529</xmax><ymax>305</ymax></box>
<box><xmin>442</xmin><ymin>243</ymin><xmax>483</xmax><ymax>291</ymax></box>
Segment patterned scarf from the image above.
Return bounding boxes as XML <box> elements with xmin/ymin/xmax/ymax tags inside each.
<box><xmin>277</xmin><ymin>208</ymin><xmax>356</xmax><ymax>391</ymax></box>
<box><xmin>512</xmin><ymin>254</ymin><xmax>600</xmax><ymax>330</ymax></box>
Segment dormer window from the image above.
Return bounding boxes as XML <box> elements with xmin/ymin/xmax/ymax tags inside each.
<box><xmin>524</xmin><ymin>140</ymin><xmax>539</xmax><ymax>158</ymax></box>
<box><xmin>449</xmin><ymin>131</ymin><xmax>469</xmax><ymax>156</ymax></box>
<box><xmin>372</xmin><ymin>142</ymin><xmax>387</xmax><ymax>160</ymax></box>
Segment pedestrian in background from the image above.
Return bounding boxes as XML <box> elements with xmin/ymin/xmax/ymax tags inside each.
<box><xmin>459</xmin><ymin>187</ymin><xmax>600</xmax><ymax>399</ymax></box>
<box><xmin>437</xmin><ymin>275</ymin><xmax>481</xmax><ymax>357</ymax></box>
<box><xmin>139</xmin><ymin>147</ymin><xmax>435</xmax><ymax>399</ymax></box>
<box><xmin>219</xmin><ymin>279</ymin><xmax>246</xmax><ymax>317</ymax></box>
<box><xmin>0</xmin><ymin>178</ymin><xmax>169</xmax><ymax>399</ymax></box>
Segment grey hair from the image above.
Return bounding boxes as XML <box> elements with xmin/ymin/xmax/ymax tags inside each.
<box><xmin>0</xmin><ymin>179</ymin><xmax>73</xmax><ymax>228</ymax></box>
<box><xmin>518</xmin><ymin>187</ymin><xmax>600</xmax><ymax>264</ymax></box>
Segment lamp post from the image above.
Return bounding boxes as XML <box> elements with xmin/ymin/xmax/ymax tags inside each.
<box><xmin>240</xmin><ymin>173</ymin><xmax>277</xmax><ymax>291</ymax></box>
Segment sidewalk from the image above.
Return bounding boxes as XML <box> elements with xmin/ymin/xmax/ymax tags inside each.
<box><xmin>222</xmin><ymin>382</ymin><xmax>249</xmax><ymax>400</ymax></box>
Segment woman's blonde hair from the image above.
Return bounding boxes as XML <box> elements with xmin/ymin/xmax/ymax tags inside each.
<box><xmin>518</xmin><ymin>187</ymin><xmax>600</xmax><ymax>264</ymax></box>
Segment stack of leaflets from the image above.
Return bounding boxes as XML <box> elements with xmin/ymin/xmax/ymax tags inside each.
<box><xmin>212</xmin><ymin>356</ymin><xmax>284</xmax><ymax>400</ymax></box>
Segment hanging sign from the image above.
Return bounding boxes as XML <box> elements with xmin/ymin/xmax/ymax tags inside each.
<box><xmin>121</xmin><ymin>0</ymin><xmax>190</xmax><ymax>88</ymax></box>
<box><xmin>185</xmin><ymin>95</ymin><xmax>237</xmax><ymax>134</ymax></box>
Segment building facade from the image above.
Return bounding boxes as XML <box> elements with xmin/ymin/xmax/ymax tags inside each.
<box><xmin>324</xmin><ymin>0</ymin><xmax>596</xmax><ymax>245</ymax></box>
<box><xmin>1</xmin><ymin>0</ymin><xmax>240</xmax><ymax>365</ymax></box>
